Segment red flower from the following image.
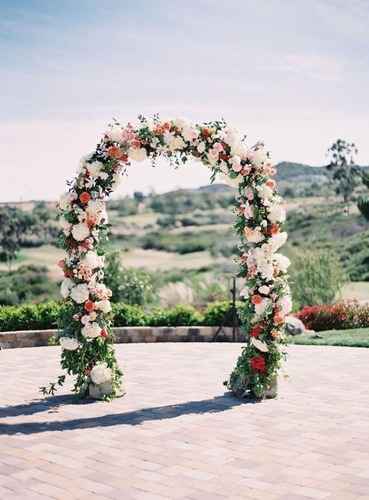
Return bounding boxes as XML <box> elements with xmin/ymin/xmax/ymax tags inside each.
<box><xmin>79</xmin><ymin>192</ymin><xmax>91</xmax><ymax>204</ymax></box>
<box><xmin>249</xmin><ymin>326</ymin><xmax>261</xmax><ymax>338</ymax></box>
<box><xmin>84</xmin><ymin>300</ymin><xmax>95</xmax><ymax>312</ymax></box>
<box><xmin>101</xmin><ymin>329</ymin><xmax>109</xmax><ymax>339</ymax></box>
<box><xmin>250</xmin><ymin>357</ymin><xmax>266</xmax><ymax>373</ymax></box>
<box><xmin>202</xmin><ymin>128</ymin><xmax>210</xmax><ymax>138</ymax></box>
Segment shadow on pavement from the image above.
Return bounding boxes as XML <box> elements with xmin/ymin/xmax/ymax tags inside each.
<box><xmin>0</xmin><ymin>392</ymin><xmax>260</xmax><ymax>435</ymax></box>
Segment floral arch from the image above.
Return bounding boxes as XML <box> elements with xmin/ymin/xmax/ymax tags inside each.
<box><xmin>47</xmin><ymin>115</ymin><xmax>291</xmax><ymax>401</ymax></box>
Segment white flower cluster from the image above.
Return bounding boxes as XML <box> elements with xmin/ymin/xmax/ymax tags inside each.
<box><xmin>90</xmin><ymin>362</ymin><xmax>112</xmax><ymax>385</ymax></box>
<box><xmin>81</xmin><ymin>322</ymin><xmax>101</xmax><ymax>339</ymax></box>
<box><xmin>59</xmin><ymin>337</ymin><xmax>79</xmax><ymax>350</ymax></box>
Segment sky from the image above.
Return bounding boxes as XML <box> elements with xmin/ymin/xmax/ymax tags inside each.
<box><xmin>0</xmin><ymin>0</ymin><xmax>368</xmax><ymax>202</ymax></box>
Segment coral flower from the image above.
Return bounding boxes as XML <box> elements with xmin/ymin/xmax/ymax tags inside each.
<box><xmin>273</xmin><ymin>267</ymin><xmax>280</xmax><ymax>277</ymax></box>
<box><xmin>79</xmin><ymin>192</ymin><xmax>91</xmax><ymax>204</ymax></box>
<box><xmin>58</xmin><ymin>259</ymin><xmax>66</xmax><ymax>269</ymax></box>
<box><xmin>274</xmin><ymin>315</ymin><xmax>284</xmax><ymax>325</ymax></box>
<box><xmin>252</xmin><ymin>295</ymin><xmax>263</xmax><ymax>305</ymax></box>
<box><xmin>84</xmin><ymin>300</ymin><xmax>95</xmax><ymax>312</ymax></box>
<box><xmin>131</xmin><ymin>140</ymin><xmax>141</xmax><ymax>149</ymax></box>
<box><xmin>270</xmin><ymin>225</ymin><xmax>280</xmax><ymax>235</ymax></box>
<box><xmin>266</xmin><ymin>179</ymin><xmax>276</xmax><ymax>188</ymax></box>
<box><xmin>271</xmin><ymin>329</ymin><xmax>280</xmax><ymax>339</ymax></box>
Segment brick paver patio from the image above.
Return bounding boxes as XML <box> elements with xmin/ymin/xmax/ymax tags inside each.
<box><xmin>1</xmin><ymin>344</ymin><xmax>369</xmax><ymax>499</ymax></box>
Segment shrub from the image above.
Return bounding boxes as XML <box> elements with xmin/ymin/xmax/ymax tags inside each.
<box><xmin>295</xmin><ymin>300</ymin><xmax>369</xmax><ymax>331</ymax></box>
<box><xmin>202</xmin><ymin>301</ymin><xmax>233</xmax><ymax>326</ymax></box>
<box><xmin>290</xmin><ymin>250</ymin><xmax>346</xmax><ymax>309</ymax></box>
<box><xmin>0</xmin><ymin>301</ymin><xmax>61</xmax><ymax>332</ymax></box>
<box><xmin>112</xmin><ymin>304</ymin><xmax>148</xmax><ymax>327</ymax></box>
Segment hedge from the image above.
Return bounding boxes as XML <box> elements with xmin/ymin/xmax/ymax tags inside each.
<box><xmin>0</xmin><ymin>301</ymin><xmax>233</xmax><ymax>332</ymax></box>
<box><xmin>295</xmin><ymin>300</ymin><xmax>369</xmax><ymax>331</ymax></box>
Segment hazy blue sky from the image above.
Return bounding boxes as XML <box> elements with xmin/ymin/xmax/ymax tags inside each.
<box><xmin>1</xmin><ymin>0</ymin><xmax>368</xmax><ymax>201</ymax></box>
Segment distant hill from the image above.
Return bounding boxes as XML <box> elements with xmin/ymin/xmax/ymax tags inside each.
<box><xmin>273</xmin><ymin>162</ymin><xmax>327</xmax><ymax>182</ymax></box>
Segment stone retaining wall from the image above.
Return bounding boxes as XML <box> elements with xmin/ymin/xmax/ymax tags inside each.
<box><xmin>0</xmin><ymin>326</ymin><xmax>237</xmax><ymax>349</ymax></box>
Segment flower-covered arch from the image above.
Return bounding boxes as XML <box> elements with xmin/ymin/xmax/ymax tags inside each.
<box><xmin>48</xmin><ymin>115</ymin><xmax>291</xmax><ymax>401</ymax></box>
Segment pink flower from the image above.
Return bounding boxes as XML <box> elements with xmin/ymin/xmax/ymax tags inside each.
<box><xmin>212</xmin><ymin>142</ymin><xmax>224</xmax><ymax>153</ymax></box>
<box><xmin>121</xmin><ymin>128</ymin><xmax>135</xmax><ymax>142</ymax></box>
<box><xmin>246</xmin><ymin>192</ymin><xmax>254</xmax><ymax>201</ymax></box>
<box><xmin>81</xmin><ymin>315</ymin><xmax>90</xmax><ymax>325</ymax></box>
<box><xmin>69</xmin><ymin>191</ymin><xmax>78</xmax><ymax>201</ymax></box>
<box><xmin>208</xmin><ymin>148</ymin><xmax>219</xmax><ymax>158</ymax></box>
<box><xmin>245</xmin><ymin>150</ymin><xmax>254</xmax><ymax>160</ymax></box>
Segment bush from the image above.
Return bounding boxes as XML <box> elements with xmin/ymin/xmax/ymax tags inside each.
<box><xmin>112</xmin><ymin>304</ymin><xmax>148</xmax><ymax>327</ymax></box>
<box><xmin>0</xmin><ymin>300</ymin><xmax>242</xmax><ymax>331</ymax></box>
<box><xmin>0</xmin><ymin>301</ymin><xmax>61</xmax><ymax>332</ymax></box>
<box><xmin>295</xmin><ymin>300</ymin><xmax>369</xmax><ymax>331</ymax></box>
<box><xmin>290</xmin><ymin>250</ymin><xmax>346</xmax><ymax>309</ymax></box>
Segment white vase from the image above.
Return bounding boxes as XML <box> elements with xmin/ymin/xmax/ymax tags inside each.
<box><xmin>89</xmin><ymin>380</ymin><xmax>124</xmax><ymax>400</ymax></box>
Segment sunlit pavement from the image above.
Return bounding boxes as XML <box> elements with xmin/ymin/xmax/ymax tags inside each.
<box><xmin>1</xmin><ymin>343</ymin><xmax>369</xmax><ymax>500</ymax></box>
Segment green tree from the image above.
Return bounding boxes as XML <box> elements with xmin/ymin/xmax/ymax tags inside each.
<box><xmin>104</xmin><ymin>249</ymin><xmax>153</xmax><ymax>305</ymax></box>
<box><xmin>357</xmin><ymin>170</ymin><xmax>369</xmax><ymax>220</ymax></box>
<box><xmin>326</xmin><ymin>139</ymin><xmax>362</xmax><ymax>214</ymax></box>
<box><xmin>290</xmin><ymin>250</ymin><xmax>346</xmax><ymax>309</ymax></box>
<box><xmin>0</xmin><ymin>207</ymin><xmax>28</xmax><ymax>271</ymax></box>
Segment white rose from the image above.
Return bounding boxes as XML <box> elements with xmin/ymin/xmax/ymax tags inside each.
<box><xmin>252</xmin><ymin>148</ymin><xmax>268</xmax><ymax>169</ymax></box>
<box><xmin>254</xmin><ymin>297</ymin><xmax>271</xmax><ymax>316</ymax></box>
<box><xmin>268</xmin><ymin>232</ymin><xmax>288</xmax><ymax>253</ymax></box>
<box><xmin>60</xmin><ymin>278</ymin><xmax>74</xmax><ymax>299</ymax></box>
<box><xmin>268</xmin><ymin>204</ymin><xmax>286</xmax><ymax>224</ymax></box>
<box><xmin>59</xmin><ymin>192</ymin><xmax>71</xmax><ymax>211</ymax></box>
<box><xmin>259</xmin><ymin>285</ymin><xmax>271</xmax><ymax>295</ymax></box>
<box><xmin>83</xmin><ymin>251</ymin><xmax>104</xmax><ymax>270</ymax></box>
<box><xmin>60</xmin><ymin>216</ymin><xmax>71</xmax><ymax>233</ymax></box>
<box><xmin>257</xmin><ymin>184</ymin><xmax>273</xmax><ymax>200</ymax></box>
<box><xmin>250</xmin><ymin>337</ymin><xmax>269</xmax><ymax>352</ymax></box>
<box><xmin>99</xmin><ymin>172</ymin><xmax>109</xmax><ymax>180</ymax></box>
<box><xmin>172</xmin><ymin>136</ymin><xmax>186</xmax><ymax>151</ymax></box>
<box><xmin>221</xmin><ymin>174</ymin><xmax>243</xmax><ymax>189</ymax></box>
<box><xmin>72</xmin><ymin>223</ymin><xmax>90</xmax><ymax>241</ymax></box>
<box><xmin>81</xmin><ymin>322</ymin><xmax>101</xmax><ymax>339</ymax></box>
<box><xmin>129</xmin><ymin>147</ymin><xmax>148</xmax><ymax>162</ymax></box>
<box><xmin>86</xmin><ymin>200</ymin><xmax>104</xmax><ymax>216</ymax></box>
<box><xmin>95</xmin><ymin>299</ymin><xmax>111</xmax><ymax>313</ymax></box>
<box><xmin>86</xmin><ymin>161</ymin><xmax>103</xmax><ymax>178</ymax></box>
<box><xmin>231</xmin><ymin>141</ymin><xmax>247</xmax><ymax>158</ymax></box>
<box><xmin>197</xmin><ymin>142</ymin><xmax>206</xmax><ymax>154</ymax></box>
<box><xmin>273</xmin><ymin>253</ymin><xmax>291</xmax><ymax>273</ymax></box>
<box><xmin>258</xmin><ymin>264</ymin><xmax>275</xmax><ymax>280</ymax></box>
<box><xmin>182</xmin><ymin>124</ymin><xmax>198</xmax><ymax>142</ymax></box>
<box><xmin>224</xmin><ymin>127</ymin><xmax>238</xmax><ymax>147</ymax></box>
<box><xmin>59</xmin><ymin>337</ymin><xmax>79</xmax><ymax>351</ymax></box>
<box><xmin>111</xmin><ymin>173</ymin><xmax>122</xmax><ymax>189</ymax></box>
<box><xmin>229</xmin><ymin>155</ymin><xmax>242</xmax><ymax>172</ymax></box>
<box><xmin>70</xmin><ymin>283</ymin><xmax>90</xmax><ymax>304</ymax></box>
<box><xmin>240</xmin><ymin>286</ymin><xmax>250</xmax><ymax>299</ymax></box>
<box><xmin>173</xmin><ymin>115</ymin><xmax>189</xmax><ymax>130</ymax></box>
<box><xmin>90</xmin><ymin>362</ymin><xmax>112</xmax><ymax>385</ymax></box>
<box><xmin>105</xmin><ymin>125</ymin><xmax>123</xmax><ymax>143</ymax></box>
<box><xmin>276</xmin><ymin>296</ymin><xmax>292</xmax><ymax>316</ymax></box>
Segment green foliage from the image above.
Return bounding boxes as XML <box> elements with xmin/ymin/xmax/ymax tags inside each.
<box><xmin>358</xmin><ymin>170</ymin><xmax>369</xmax><ymax>220</ymax></box>
<box><xmin>0</xmin><ymin>265</ymin><xmax>60</xmax><ymax>306</ymax></box>
<box><xmin>0</xmin><ymin>301</ymin><xmax>61</xmax><ymax>331</ymax></box>
<box><xmin>104</xmin><ymin>249</ymin><xmax>153</xmax><ymax>305</ymax></box>
<box><xmin>112</xmin><ymin>304</ymin><xmax>148</xmax><ymax>326</ymax></box>
<box><xmin>290</xmin><ymin>250</ymin><xmax>346</xmax><ymax>309</ymax></box>
<box><xmin>0</xmin><ymin>300</ymin><xmax>243</xmax><ymax>331</ymax></box>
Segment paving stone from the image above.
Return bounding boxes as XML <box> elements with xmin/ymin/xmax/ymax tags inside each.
<box><xmin>1</xmin><ymin>344</ymin><xmax>369</xmax><ymax>499</ymax></box>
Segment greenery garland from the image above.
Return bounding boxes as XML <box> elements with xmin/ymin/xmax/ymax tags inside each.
<box><xmin>41</xmin><ymin>115</ymin><xmax>290</xmax><ymax>401</ymax></box>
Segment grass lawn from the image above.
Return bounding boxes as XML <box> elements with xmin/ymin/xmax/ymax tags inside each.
<box><xmin>289</xmin><ymin>328</ymin><xmax>369</xmax><ymax>348</ymax></box>
<box><xmin>340</xmin><ymin>282</ymin><xmax>369</xmax><ymax>301</ymax></box>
